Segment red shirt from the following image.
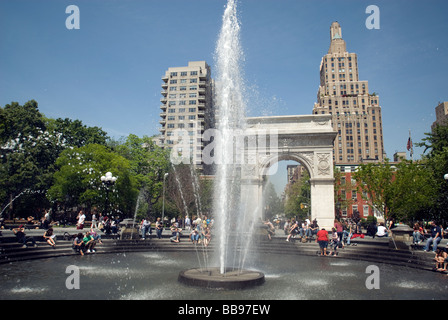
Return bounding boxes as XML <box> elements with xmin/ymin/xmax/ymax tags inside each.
<box><xmin>317</xmin><ymin>229</ymin><xmax>328</xmax><ymax>241</ymax></box>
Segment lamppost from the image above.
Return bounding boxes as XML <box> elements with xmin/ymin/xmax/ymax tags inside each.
<box><xmin>444</xmin><ymin>174</ymin><xmax>448</xmax><ymax>181</ymax></box>
<box><xmin>300</xmin><ymin>202</ymin><xmax>311</xmax><ymax>221</ymax></box>
<box><xmin>101</xmin><ymin>172</ymin><xmax>117</xmax><ymax>216</ymax></box>
<box><xmin>162</xmin><ymin>172</ymin><xmax>169</xmax><ymax>228</ymax></box>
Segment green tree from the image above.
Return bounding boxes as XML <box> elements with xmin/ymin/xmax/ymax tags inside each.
<box><xmin>0</xmin><ymin>101</ymin><xmax>57</xmax><ymax>217</ymax></box>
<box><xmin>45</xmin><ymin>117</ymin><xmax>108</xmax><ymax>148</ymax></box>
<box><xmin>114</xmin><ymin>134</ymin><xmax>170</xmax><ymax>217</ymax></box>
<box><xmin>0</xmin><ymin>100</ymin><xmax>111</xmax><ymax>218</ymax></box>
<box><xmin>283</xmin><ymin>170</ymin><xmax>310</xmax><ymax>220</ymax></box>
<box><xmin>354</xmin><ymin>159</ymin><xmax>435</xmax><ymax>224</ymax></box>
<box><xmin>353</xmin><ymin>159</ymin><xmax>395</xmax><ymax>222</ymax></box>
<box><xmin>47</xmin><ymin>144</ymin><xmax>137</xmax><ymax>217</ymax></box>
<box><xmin>389</xmin><ymin>160</ymin><xmax>435</xmax><ymax>222</ymax></box>
<box><xmin>417</xmin><ymin>124</ymin><xmax>448</xmax><ymax>222</ymax></box>
<box><xmin>263</xmin><ymin>182</ymin><xmax>284</xmax><ymax>220</ymax></box>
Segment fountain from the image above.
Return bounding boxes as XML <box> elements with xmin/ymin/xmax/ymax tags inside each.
<box><xmin>178</xmin><ymin>0</ymin><xmax>265</xmax><ymax>290</ymax></box>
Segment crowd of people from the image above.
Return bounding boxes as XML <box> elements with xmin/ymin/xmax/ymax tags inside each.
<box><xmin>7</xmin><ymin>206</ymin><xmax>448</xmax><ymax>272</ymax></box>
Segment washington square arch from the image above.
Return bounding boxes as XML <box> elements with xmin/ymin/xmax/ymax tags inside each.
<box><xmin>240</xmin><ymin>114</ymin><xmax>337</xmax><ymax>230</ymax></box>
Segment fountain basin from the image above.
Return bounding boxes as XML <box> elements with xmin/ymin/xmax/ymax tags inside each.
<box><xmin>178</xmin><ymin>267</ymin><xmax>265</xmax><ymax>290</ymax></box>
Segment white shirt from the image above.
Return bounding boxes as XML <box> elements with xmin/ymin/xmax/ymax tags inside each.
<box><xmin>78</xmin><ymin>214</ymin><xmax>86</xmax><ymax>224</ymax></box>
<box><xmin>377</xmin><ymin>226</ymin><xmax>387</xmax><ymax>236</ymax></box>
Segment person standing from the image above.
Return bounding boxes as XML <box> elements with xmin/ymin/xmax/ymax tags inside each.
<box><xmin>141</xmin><ymin>218</ymin><xmax>151</xmax><ymax>240</ymax></box>
<box><xmin>316</xmin><ymin>228</ymin><xmax>329</xmax><ymax>256</ymax></box>
<box><xmin>334</xmin><ymin>219</ymin><xmax>345</xmax><ymax>248</ymax></box>
<box><xmin>185</xmin><ymin>216</ymin><xmax>191</xmax><ymax>231</ymax></box>
<box><xmin>155</xmin><ymin>217</ymin><xmax>163</xmax><ymax>239</ymax></box>
<box><xmin>283</xmin><ymin>219</ymin><xmax>291</xmax><ymax>235</ymax></box>
<box><xmin>43</xmin><ymin>209</ymin><xmax>51</xmax><ymax>229</ymax></box>
<box><xmin>91</xmin><ymin>211</ymin><xmax>98</xmax><ymax>229</ymax></box>
<box><xmin>76</xmin><ymin>210</ymin><xmax>86</xmax><ymax>230</ymax></box>
<box><xmin>264</xmin><ymin>219</ymin><xmax>275</xmax><ymax>241</ymax></box>
<box><xmin>329</xmin><ymin>227</ymin><xmax>339</xmax><ymax>256</ymax></box>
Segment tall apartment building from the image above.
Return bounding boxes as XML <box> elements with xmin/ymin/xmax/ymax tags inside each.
<box><xmin>313</xmin><ymin>22</ymin><xmax>385</xmax><ymax>164</ymax></box>
<box><xmin>431</xmin><ymin>101</ymin><xmax>448</xmax><ymax>132</ymax></box>
<box><xmin>158</xmin><ymin>61</ymin><xmax>214</xmax><ymax>170</ymax></box>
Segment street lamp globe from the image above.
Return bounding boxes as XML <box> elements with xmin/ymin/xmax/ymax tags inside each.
<box><xmin>444</xmin><ymin>173</ymin><xmax>448</xmax><ymax>181</ymax></box>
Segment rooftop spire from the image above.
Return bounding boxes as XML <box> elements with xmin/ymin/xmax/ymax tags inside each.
<box><xmin>328</xmin><ymin>21</ymin><xmax>347</xmax><ymax>54</ymax></box>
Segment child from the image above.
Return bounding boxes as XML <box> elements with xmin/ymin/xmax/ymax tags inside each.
<box><xmin>329</xmin><ymin>227</ymin><xmax>339</xmax><ymax>256</ymax></box>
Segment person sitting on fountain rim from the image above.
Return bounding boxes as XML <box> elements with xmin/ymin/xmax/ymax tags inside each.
<box><xmin>13</xmin><ymin>225</ymin><xmax>37</xmax><ymax>248</ymax></box>
<box><xmin>73</xmin><ymin>233</ymin><xmax>85</xmax><ymax>255</ymax></box>
<box><xmin>83</xmin><ymin>231</ymin><xmax>96</xmax><ymax>253</ymax></box>
<box><xmin>434</xmin><ymin>248</ymin><xmax>448</xmax><ymax>272</ymax></box>
<box><xmin>170</xmin><ymin>225</ymin><xmax>181</xmax><ymax>243</ymax></box>
<box><xmin>43</xmin><ymin>227</ymin><xmax>56</xmax><ymax>248</ymax></box>
<box><xmin>190</xmin><ymin>228</ymin><xmax>200</xmax><ymax>244</ymax></box>
<box><xmin>286</xmin><ymin>221</ymin><xmax>300</xmax><ymax>242</ymax></box>
<box><xmin>424</xmin><ymin>221</ymin><xmax>443</xmax><ymax>253</ymax></box>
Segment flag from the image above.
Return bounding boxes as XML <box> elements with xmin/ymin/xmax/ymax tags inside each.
<box><xmin>407</xmin><ymin>131</ymin><xmax>413</xmax><ymax>158</ymax></box>
<box><xmin>406</xmin><ymin>137</ymin><xmax>412</xmax><ymax>151</ymax></box>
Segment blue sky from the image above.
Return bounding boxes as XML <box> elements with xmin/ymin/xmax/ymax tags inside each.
<box><xmin>1</xmin><ymin>0</ymin><xmax>447</xmax><ymax>194</ymax></box>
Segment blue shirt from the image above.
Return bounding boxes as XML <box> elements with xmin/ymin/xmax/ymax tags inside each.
<box><xmin>431</xmin><ymin>225</ymin><xmax>441</xmax><ymax>238</ymax></box>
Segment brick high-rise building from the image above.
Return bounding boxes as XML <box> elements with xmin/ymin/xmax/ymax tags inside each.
<box><xmin>313</xmin><ymin>22</ymin><xmax>385</xmax><ymax>164</ymax></box>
